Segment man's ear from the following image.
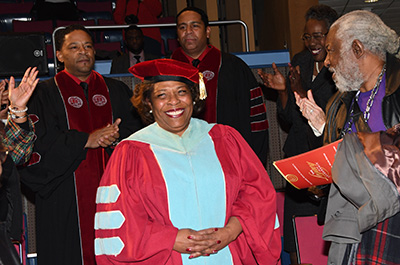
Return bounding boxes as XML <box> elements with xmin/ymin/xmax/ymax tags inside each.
<box><xmin>352</xmin><ymin>39</ymin><xmax>364</xmax><ymax>59</ymax></box>
<box><xmin>56</xmin><ymin>51</ymin><xmax>64</xmax><ymax>63</ymax></box>
<box><xmin>206</xmin><ymin>26</ymin><xmax>211</xmax><ymax>39</ymax></box>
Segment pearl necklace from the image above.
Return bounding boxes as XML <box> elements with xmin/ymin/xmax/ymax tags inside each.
<box><xmin>340</xmin><ymin>64</ymin><xmax>386</xmax><ymax>137</ymax></box>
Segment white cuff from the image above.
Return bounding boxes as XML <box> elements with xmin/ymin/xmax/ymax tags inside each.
<box><xmin>308</xmin><ymin>121</ymin><xmax>325</xmax><ymax>137</ymax></box>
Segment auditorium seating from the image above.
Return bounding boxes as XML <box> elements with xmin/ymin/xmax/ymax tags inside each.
<box><xmin>158</xmin><ymin>16</ymin><xmax>179</xmax><ymax>55</ymax></box>
<box><xmin>55</xmin><ymin>19</ymin><xmax>96</xmax><ymax>28</ymax></box>
<box><xmin>97</xmin><ymin>19</ymin><xmax>123</xmax><ymax>44</ymax></box>
<box><xmin>293</xmin><ymin>215</ymin><xmax>330</xmax><ymax>264</ymax></box>
<box><xmin>77</xmin><ymin>1</ymin><xmax>113</xmax><ymax>24</ymax></box>
<box><xmin>12</xmin><ymin>20</ymin><xmax>54</xmax><ymax>58</ymax></box>
<box><xmin>12</xmin><ymin>19</ymin><xmax>53</xmax><ymax>42</ymax></box>
<box><xmin>1</xmin><ymin>1</ymin><xmax>178</xmax><ymax>61</ymax></box>
<box><xmin>94</xmin><ymin>41</ymin><xmax>122</xmax><ymax>54</ymax></box>
<box><xmin>0</xmin><ymin>2</ymin><xmax>33</xmax><ymax>14</ymax></box>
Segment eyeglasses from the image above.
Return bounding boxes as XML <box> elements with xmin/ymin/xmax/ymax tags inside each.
<box><xmin>302</xmin><ymin>32</ymin><xmax>328</xmax><ymax>42</ymax></box>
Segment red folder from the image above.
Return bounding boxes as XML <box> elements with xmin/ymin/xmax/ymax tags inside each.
<box><xmin>273</xmin><ymin>140</ymin><xmax>342</xmax><ymax>189</ymax></box>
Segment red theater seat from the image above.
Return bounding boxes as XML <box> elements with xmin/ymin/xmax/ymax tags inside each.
<box><xmin>293</xmin><ymin>215</ymin><xmax>330</xmax><ymax>264</ymax></box>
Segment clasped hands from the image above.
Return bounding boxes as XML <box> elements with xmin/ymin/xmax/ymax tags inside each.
<box><xmin>173</xmin><ymin>217</ymin><xmax>242</xmax><ymax>259</ymax></box>
<box><xmin>85</xmin><ymin>118</ymin><xmax>121</xmax><ymax>149</ymax></box>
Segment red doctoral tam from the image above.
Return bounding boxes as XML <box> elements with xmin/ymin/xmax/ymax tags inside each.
<box><xmin>129</xmin><ymin>59</ymin><xmax>207</xmax><ymax>99</ymax></box>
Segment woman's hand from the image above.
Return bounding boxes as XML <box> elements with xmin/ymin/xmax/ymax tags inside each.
<box><xmin>289</xmin><ymin>64</ymin><xmax>306</xmax><ymax>98</ymax></box>
<box><xmin>173</xmin><ymin>228</ymin><xmax>212</xmax><ymax>256</ymax></box>
<box><xmin>174</xmin><ymin>217</ymin><xmax>243</xmax><ymax>259</ymax></box>
<box><xmin>85</xmin><ymin>119</ymin><xmax>121</xmax><ymax>149</ymax></box>
<box><xmin>295</xmin><ymin>90</ymin><xmax>326</xmax><ymax>134</ymax></box>
<box><xmin>258</xmin><ymin>63</ymin><xmax>290</xmax><ymax>108</ymax></box>
<box><xmin>9</xmin><ymin>67</ymin><xmax>39</xmax><ymax>110</ymax></box>
<box><xmin>257</xmin><ymin>63</ymin><xmax>286</xmax><ymax>91</ymax></box>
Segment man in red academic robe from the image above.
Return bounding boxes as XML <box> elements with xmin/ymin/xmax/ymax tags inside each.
<box><xmin>171</xmin><ymin>7</ymin><xmax>269</xmax><ymax>165</ymax></box>
<box><xmin>19</xmin><ymin>25</ymin><xmax>142</xmax><ymax>265</ymax></box>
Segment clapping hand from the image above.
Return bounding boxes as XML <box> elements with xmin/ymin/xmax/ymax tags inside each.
<box><xmin>85</xmin><ymin>118</ymin><xmax>121</xmax><ymax>149</ymax></box>
<box><xmin>288</xmin><ymin>63</ymin><xmax>306</xmax><ymax>98</ymax></box>
<box><xmin>9</xmin><ymin>67</ymin><xmax>39</xmax><ymax>110</ymax></box>
<box><xmin>257</xmin><ymin>63</ymin><xmax>286</xmax><ymax>91</ymax></box>
<box><xmin>295</xmin><ymin>90</ymin><xmax>326</xmax><ymax>133</ymax></box>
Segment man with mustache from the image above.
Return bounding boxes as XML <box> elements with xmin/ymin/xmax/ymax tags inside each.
<box><xmin>297</xmin><ymin>10</ymin><xmax>400</xmax><ymax>143</ymax></box>
<box><xmin>297</xmin><ymin>10</ymin><xmax>400</xmax><ymax>264</ymax></box>
<box><xmin>171</xmin><ymin>7</ymin><xmax>269</xmax><ymax>165</ymax></box>
<box><xmin>19</xmin><ymin>24</ymin><xmax>143</xmax><ymax>265</ymax></box>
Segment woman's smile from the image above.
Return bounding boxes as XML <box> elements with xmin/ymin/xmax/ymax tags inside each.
<box><xmin>165</xmin><ymin>108</ymin><xmax>185</xmax><ymax>118</ymax></box>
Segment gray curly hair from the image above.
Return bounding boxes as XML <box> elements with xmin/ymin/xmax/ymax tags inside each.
<box><xmin>332</xmin><ymin>10</ymin><xmax>400</xmax><ymax>61</ymax></box>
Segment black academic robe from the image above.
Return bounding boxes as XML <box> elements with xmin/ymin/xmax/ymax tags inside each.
<box><xmin>218</xmin><ymin>52</ymin><xmax>269</xmax><ymax>164</ymax></box>
<box><xmin>172</xmin><ymin>47</ymin><xmax>269</xmax><ymax>164</ymax></box>
<box><xmin>19</xmin><ymin>74</ymin><xmax>143</xmax><ymax>265</ymax></box>
<box><xmin>0</xmin><ymin>157</ymin><xmax>22</xmax><ymax>265</ymax></box>
<box><xmin>277</xmin><ymin>49</ymin><xmax>337</xmax><ymax>253</ymax></box>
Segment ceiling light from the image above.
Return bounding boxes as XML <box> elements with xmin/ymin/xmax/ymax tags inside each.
<box><xmin>365</xmin><ymin>0</ymin><xmax>379</xmax><ymax>3</ymax></box>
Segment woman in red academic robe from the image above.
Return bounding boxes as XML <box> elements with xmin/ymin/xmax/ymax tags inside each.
<box><xmin>95</xmin><ymin>59</ymin><xmax>281</xmax><ymax>265</ymax></box>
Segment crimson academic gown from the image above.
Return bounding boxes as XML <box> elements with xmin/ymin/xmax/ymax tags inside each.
<box><xmin>95</xmin><ymin>118</ymin><xmax>281</xmax><ymax>265</ymax></box>
<box><xmin>19</xmin><ymin>71</ymin><xmax>143</xmax><ymax>265</ymax></box>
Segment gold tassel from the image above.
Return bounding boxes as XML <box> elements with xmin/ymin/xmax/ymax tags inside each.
<box><xmin>198</xmin><ymin>72</ymin><xmax>207</xmax><ymax>100</ymax></box>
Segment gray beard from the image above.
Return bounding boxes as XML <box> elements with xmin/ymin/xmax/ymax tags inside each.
<box><xmin>330</xmin><ymin>57</ymin><xmax>364</xmax><ymax>93</ymax></box>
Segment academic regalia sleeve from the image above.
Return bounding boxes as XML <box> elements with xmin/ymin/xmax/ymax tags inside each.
<box><xmin>218</xmin><ymin>54</ymin><xmax>252</xmax><ymax>144</ymax></box>
<box><xmin>213</xmin><ymin>125</ymin><xmax>281</xmax><ymax>264</ymax></box>
<box><xmin>19</xmin><ymin>80</ymin><xmax>89</xmax><ymax>198</ymax></box>
<box><xmin>95</xmin><ymin>141</ymin><xmax>179</xmax><ymax>265</ymax></box>
<box><xmin>218</xmin><ymin>53</ymin><xmax>269</xmax><ymax>164</ymax></box>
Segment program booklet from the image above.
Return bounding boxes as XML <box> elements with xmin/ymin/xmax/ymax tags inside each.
<box><xmin>273</xmin><ymin>140</ymin><xmax>342</xmax><ymax>189</ymax></box>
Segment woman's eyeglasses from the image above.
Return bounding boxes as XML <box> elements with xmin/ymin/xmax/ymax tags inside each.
<box><xmin>302</xmin><ymin>32</ymin><xmax>328</xmax><ymax>42</ymax></box>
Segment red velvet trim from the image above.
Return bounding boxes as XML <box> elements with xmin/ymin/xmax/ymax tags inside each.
<box><xmin>56</xmin><ymin>71</ymin><xmax>112</xmax><ymax>265</ymax></box>
<box><xmin>250</xmin><ymin>86</ymin><xmax>269</xmax><ymax>130</ymax></box>
<box><xmin>26</xmin><ymin>152</ymin><xmax>40</xmax><ymax>166</ymax></box>
<box><xmin>251</xmin><ymin>120</ymin><xmax>269</xmax><ymax>131</ymax></box>
<box><xmin>28</xmin><ymin>114</ymin><xmax>39</xmax><ymax>124</ymax></box>
<box><xmin>172</xmin><ymin>46</ymin><xmax>221</xmax><ymax>123</ymax></box>
<box><xmin>250</xmin><ymin>86</ymin><xmax>263</xmax><ymax>99</ymax></box>
<box><xmin>250</xmin><ymin>104</ymin><xmax>267</xmax><ymax>117</ymax></box>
